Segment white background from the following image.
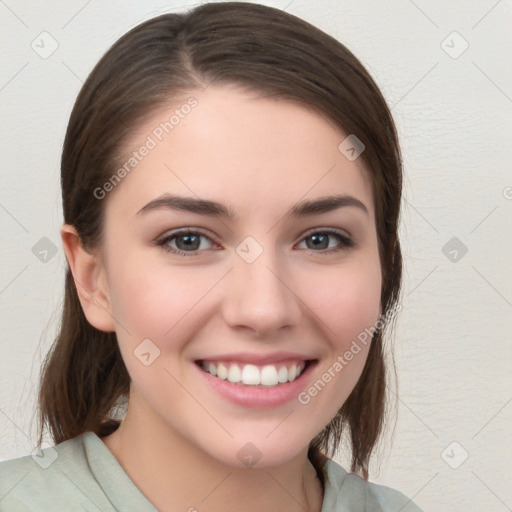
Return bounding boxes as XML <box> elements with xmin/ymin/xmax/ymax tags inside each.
<box><xmin>1</xmin><ymin>1</ymin><xmax>511</xmax><ymax>511</ymax></box>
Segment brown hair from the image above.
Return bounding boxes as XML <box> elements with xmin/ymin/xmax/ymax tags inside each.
<box><xmin>37</xmin><ymin>1</ymin><xmax>402</xmax><ymax>480</ymax></box>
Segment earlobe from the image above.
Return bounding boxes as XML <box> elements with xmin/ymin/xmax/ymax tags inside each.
<box><xmin>61</xmin><ymin>224</ymin><xmax>116</xmax><ymax>332</ymax></box>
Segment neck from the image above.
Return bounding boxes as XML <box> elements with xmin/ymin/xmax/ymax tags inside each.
<box><xmin>101</xmin><ymin>399</ymin><xmax>324</xmax><ymax>512</ymax></box>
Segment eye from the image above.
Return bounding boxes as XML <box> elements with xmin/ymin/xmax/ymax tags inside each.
<box><xmin>296</xmin><ymin>229</ymin><xmax>354</xmax><ymax>254</ymax></box>
<box><xmin>155</xmin><ymin>227</ymin><xmax>355</xmax><ymax>257</ymax></box>
<box><xmin>156</xmin><ymin>229</ymin><xmax>217</xmax><ymax>256</ymax></box>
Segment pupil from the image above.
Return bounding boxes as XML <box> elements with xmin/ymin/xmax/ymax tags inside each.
<box><xmin>178</xmin><ymin>234</ymin><xmax>199</xmax><ymax>250</ymax></box>
<box><xmin>309</xmin><ymin>234</ymin><xmax>328</xmax><ymax>250</ymax></box>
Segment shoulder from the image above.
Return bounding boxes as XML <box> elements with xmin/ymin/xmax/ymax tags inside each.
<box><xmin>0</xmin><ymin>433</ymin><xmax>116</xmax><ymax>511</ymax></box>
<box><xmin>321</xmin><ymin>459</ymin><xmax>425</xmax><ymax>512</ymax></box>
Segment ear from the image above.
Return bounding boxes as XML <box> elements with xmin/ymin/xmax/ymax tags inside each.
<box><xmin>61</xmin><ymin>224</ymin><xmax>116</xmax><ymax>332</ymax></box>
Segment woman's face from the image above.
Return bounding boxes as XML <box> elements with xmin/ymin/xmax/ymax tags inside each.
<box><xmin>96</xmin><ymin>84</ymin><xmax>382</xmax><ymax>467</ymax></box>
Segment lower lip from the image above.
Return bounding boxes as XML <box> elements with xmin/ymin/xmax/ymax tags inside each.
<box><xmin>195</xmin><ymin>361</ymin><xmax>317</xmax><ymax>408</ymax></box>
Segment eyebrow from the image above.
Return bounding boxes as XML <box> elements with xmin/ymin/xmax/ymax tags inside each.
<box><xmin>136</xmin><ymin>193</ymin><xmax>369</xmax><ymax>219</ymax></box>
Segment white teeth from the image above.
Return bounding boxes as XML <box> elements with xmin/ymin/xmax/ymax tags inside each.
<box><xmin>288</xmin><ymin>363</ymin><xmax>297</xmax><ymax>381</ymax></box>
<box><xmin>261</xmin><ymin>365</ymin><xmax>278</xmax><ymax>386</ymax></box>
<box><xmin>217</xmin><ymin>362</ymin><xmax>228</xmax><ymax>380</ymax></box>
<box><xmin>242</xmin><ymin>364</ymin><xmax>260</xmax><ymax>385</ymax></box>
<box><xmin>277</xmin><ymin>366</ymin><xmax>289</xmax><ymax>383</ymax></box>
<box><xmin>227</xmin><ymin>364</ymin><xmax>242</xmax><ymax>383</ymax></box>
<box><xmin>200</xmin><ymin>360</ymin><xmax>307</xmax><ymax>387</ymax></box>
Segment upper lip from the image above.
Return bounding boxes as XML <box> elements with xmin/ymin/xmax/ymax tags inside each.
<box><xmin>196</xmin><ymin>351</ymin><xmax>317</xmax><ymax>365</ymax></box>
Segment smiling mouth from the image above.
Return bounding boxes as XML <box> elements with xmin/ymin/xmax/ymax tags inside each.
<box><xmin>195</xmin><ymin>359</ymin><xmax>315</xmax><ymax>388</ymax></box>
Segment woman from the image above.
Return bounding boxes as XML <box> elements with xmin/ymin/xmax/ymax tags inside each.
<box><xmin>0</xmin><ymin>3</ymin><xmax>423</xmax><ymax>511</ymax></box>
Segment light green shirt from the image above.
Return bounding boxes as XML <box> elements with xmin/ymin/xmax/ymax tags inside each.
<box><xmin>0</xmin><ymin>432</ymin><xmax>423</xmax><ymax>511</ymax></box>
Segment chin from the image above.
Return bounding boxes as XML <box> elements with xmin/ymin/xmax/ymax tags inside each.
<box><xmin>197</xmin><ymin>432</ymin><xmax>311</xmax><ymax>470</ymax></box>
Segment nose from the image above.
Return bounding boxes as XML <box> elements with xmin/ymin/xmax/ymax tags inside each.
<box><xmin>221</xmin><ymin>245</ymin><xmax>302</xmax><ymax>337</ymax></box>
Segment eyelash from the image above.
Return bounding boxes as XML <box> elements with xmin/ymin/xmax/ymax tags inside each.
<box><xmin>155</xmin><ymin>228</ymin><xmax>355</xmax><ymax>257</ymax></box>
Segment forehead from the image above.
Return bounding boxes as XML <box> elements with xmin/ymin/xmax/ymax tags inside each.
<box><xmin>106</xmin><ymin>84</ymin><xmax>375</xmax><ymax>221</ymax></box>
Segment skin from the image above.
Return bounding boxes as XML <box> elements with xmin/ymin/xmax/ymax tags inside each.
<box><xmin>62</xmin><ymin>84</ymin><xmax>382</xmax><ymax>512</ymax></box>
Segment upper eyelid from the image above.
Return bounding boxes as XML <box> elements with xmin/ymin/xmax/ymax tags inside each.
<box><xmin>301</xmin><ymin>226</ymin><xmax>351</xmax><ymax>238</ymax></box>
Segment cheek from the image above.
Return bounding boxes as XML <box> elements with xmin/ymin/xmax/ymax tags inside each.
<box><xmin>308</xmin><ymin>259</ymin><xmax>382</xmax><ymax>350</ymax></box>
<box><xmin>106</xmin><ymin>252</ymin><xmax>223</xmax><ymax>349</ymax></box>
<box><xmin>105</xmin><ymin>262</ymin><xmax>208</xmax><ymax>386</ymax></box>
<box><xmin>294</xmin><ymin>261</ymin><xmax>382</xmax><ymax>420</ymax></box>
<box><xmin>107</xmin><ymin>263</ymin><xmax>164</xmax><ymax>333</ymax></box>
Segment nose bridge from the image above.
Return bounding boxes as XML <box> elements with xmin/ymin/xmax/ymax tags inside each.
<box><xmin>222</xmin><ymin>236</ymin><xmax>302</xmax><ymax>335</ymax></box>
